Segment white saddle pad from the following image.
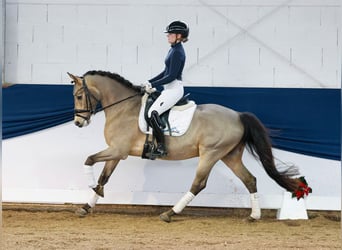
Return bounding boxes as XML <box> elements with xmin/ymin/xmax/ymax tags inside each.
<box><xmin>138</xmin><ymin>94</ymin><xmax>197</xmax><ymax>137</ymax></box>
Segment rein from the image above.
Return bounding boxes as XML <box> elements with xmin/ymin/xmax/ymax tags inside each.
<box><xmin>97</xmin><ymin>93</ymin><xmax>141</xmax><ymax>112</ymax></box>
<box><xmin>74</xmin><ymin>78</ymin><xmax>141</xmax><ymax>121</ymax></box>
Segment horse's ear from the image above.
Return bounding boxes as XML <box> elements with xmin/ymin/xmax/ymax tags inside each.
<box><xmin>67</xmin><ymin>72</ymin><xmax>81</xmax><ymax>84</ymax></box>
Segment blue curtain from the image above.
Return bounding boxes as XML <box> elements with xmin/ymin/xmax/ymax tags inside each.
<box><xmin>3</xmin><ymin>84</ymin><xmax>74</xmax><ymax>139</ymax></box>
<box><xmin>2</xmin><ymin>84</ymin><xmax>340</xmax><ymax>160</ymax></box>
<box><xmin>185</xmin><ymin>87</ymin><xmax>340</xmax><ymax>161</ymax></box>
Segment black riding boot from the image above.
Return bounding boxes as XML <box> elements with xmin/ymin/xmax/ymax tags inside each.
<box><xmin>150</xmin><ymin>111</ymin><xmax>167</xmax><ymax>157</ymax></box>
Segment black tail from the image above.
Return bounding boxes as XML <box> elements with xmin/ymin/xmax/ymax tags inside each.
<box><xmin>239</xmin><ymin>112</ymin><xmax>299</xmax><ymax>192</ymax></box>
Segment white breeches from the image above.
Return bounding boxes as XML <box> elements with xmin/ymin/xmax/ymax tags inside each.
<box><xmin>148</xmin><ymin>80</ymin><xmax>184</xmax><ymax>117</ymax></box>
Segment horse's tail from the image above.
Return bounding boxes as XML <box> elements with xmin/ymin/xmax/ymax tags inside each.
<box><xmin>239</xmin><ymin>112</ymin><xmax>299</xmax><ymax>192</ymax></box>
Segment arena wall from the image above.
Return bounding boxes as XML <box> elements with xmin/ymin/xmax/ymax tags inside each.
<box><xmin>4</xmin><ymin>0</ymin><xmax>341</xmax><ymax>87</ymax></box>
<box><xmin>2</xmin><ymin>112</ymin><xmax>340</xmax><ymax>210</ymax></box>
<box><xmin>3</xmin><ymin>0</ymin><xmax>341</xmax><ymax>211</ymax></box>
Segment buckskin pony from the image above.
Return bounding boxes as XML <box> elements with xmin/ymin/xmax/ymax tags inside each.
<box><xmin>68</xmin><ymin>70</ymin><xmax>309</xmax><ymax>223</ymax></box>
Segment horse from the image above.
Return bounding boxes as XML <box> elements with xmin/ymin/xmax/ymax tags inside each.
<box><xmin>67</xmin><ymin>70</ymin><xmax>307</xmax><ymax>223</ymax></box>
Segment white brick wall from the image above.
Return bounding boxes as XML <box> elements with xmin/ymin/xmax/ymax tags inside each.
<box><xmin>18</xmin><ymin>4</ymin><xmax>47</xmax><ymax>24</ymax></box>
<box><xmin>34</xmin><ymin>24</ymin><xmax>63</xmax><ymax>44</ymax></box>
<box><xmin>4</xmin><ymin>0</ymin><xmax>341</xmax><ymax>87</ymax></box>
<box><xmin>18</xmin><ymin>43</ymin><xmax>47</xmax><ymax>63</ymax></box>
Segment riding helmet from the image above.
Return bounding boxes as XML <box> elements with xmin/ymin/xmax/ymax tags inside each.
<box><xmin>164</xmin><ymin>21</ymin><xmax>189</xmax><ymax>39</ymax></box>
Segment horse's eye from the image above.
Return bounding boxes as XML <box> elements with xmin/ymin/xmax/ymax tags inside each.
<box><xmin>76</xmin><ymin>95</ymin><xmax>82</xmax><ymax>100</ymax></box>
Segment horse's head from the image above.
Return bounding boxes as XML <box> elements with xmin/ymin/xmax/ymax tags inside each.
<box><xmin>68</xmin><ymin>72</ymin><xmax>100</xmax><ymax>128</ymax></box>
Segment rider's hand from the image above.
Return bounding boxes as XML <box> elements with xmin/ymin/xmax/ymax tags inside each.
<box><xmin>143</xmin><ymin>81</ymin><xmax>152</xmax><ymax>88</ymax></box>
<box><xmin>143</xmin><ymin>81</ymin><xmax>155</xmax><ymax>94</ymax></box>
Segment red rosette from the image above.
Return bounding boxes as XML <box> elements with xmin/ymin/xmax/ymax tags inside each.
<box><xmin>292</xmin><ymin>176</ymin><xmax>312</xmax><ymax>200</ymax></box>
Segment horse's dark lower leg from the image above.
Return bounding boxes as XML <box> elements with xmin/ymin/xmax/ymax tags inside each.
<box><xmin>221</xmin><ymin>159</ymin><xmax>257</xmax><ymax>193</ymax></box>
<box><xmin>221</xmin><ymin>150</ymin><xmax>260</xmax><ymax>220</ymax></box>
<box><xmin>160</xmin><ymin>157</ymin><xmax>216</xmax><ymax>223</ymax></box>
<box><xmin>159</xmin><ymin>178</ymin><xmax>210</xmax><ymax>223</ymax></box>
<box><xmin>76</xmin><ymin>160</ymin><xmax>119</xmax><ymax>217</ymax></box>
<box><xmin>93</xmin><ymin>159</ymin><xmax>119</xmax><ymax>197</ymax></box>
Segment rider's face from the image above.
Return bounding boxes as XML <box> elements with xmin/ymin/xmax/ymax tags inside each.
<box><xmin>167</xmin><ymin>33</ymin><xmax>181</xmax><ymax>44</ymax></box>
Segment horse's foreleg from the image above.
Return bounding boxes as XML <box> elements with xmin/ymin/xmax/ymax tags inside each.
<box><xmin>160</xmin><ymin>156</ymin><xmax>217</xmax><ymax>223</ymax></box>
<box><xmin>83</xmin><ymin>147</ymin><xmax>123</xmax><ymax>189</ymax></box>
<box><xmin>76</xmin><ymin>159</ymin><xmax>119</xmax><ymax>217</ymax></box>
<box><xmin>85</xmin><ymin>147</ymin><xmax>125</xmax><ymax>166</ymax></box>
<box><xmin>221</xmin><ymin>147</ymin><xmax>260</xmax><ymax>221</ymax></box>
<box><xmin>77</xmin><ymin>192</ymin><xmax>100</xmax><ymax>217</ymax></box>
<box><xmin>93</xmin><ymin>159</ymin><xmax>120</xmax><ymax>197</ymax></box>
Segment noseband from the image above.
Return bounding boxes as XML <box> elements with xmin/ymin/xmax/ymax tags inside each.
<box><xmin>74</xmin><ymin>78</ymin><xmax>141</xmax><ymax>122</ymax></box>
<box><xmin>74</xmin><ymin>78</ymin><xmax>99</xmax><ymax>122</ymax></box>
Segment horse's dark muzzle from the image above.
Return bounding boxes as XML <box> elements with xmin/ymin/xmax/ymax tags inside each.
<box><xmin>74</xmin><ymin>121</ymin><xmax>82</xmax><ymax>127</ymax></box>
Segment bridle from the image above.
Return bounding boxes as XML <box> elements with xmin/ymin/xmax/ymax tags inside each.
<box><xmin>73</xmin><ymin>78</ymin><xmax>141</xmax><ymax>122</ymax></box>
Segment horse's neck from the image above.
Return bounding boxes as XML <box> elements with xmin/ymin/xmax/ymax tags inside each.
<box><xmin>103</xmin><ymin>96</ymin><xmax>141</xmax><ymax>127</ymax></box>
<box><xmin>95</xmin><ymin>79</ymin><xmax>141</xmax><ymax>119</ymax></box>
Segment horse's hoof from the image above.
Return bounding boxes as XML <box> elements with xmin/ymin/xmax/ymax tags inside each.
<box><xmin>75</xmin><ymin>207</ymin><xmax>89</xmax><ymax>217</ymax></box>
<box><xmin>85</xmin><ymin>157</ymin><xmax>94</xmax><ymax>166</ymax></box>
<box><xmin>244</xmin><ymin>216</ymin><xmax>260</xmax><ymax>223</ymax></box>
<box><xmin>160</xmin><ymin>212</ymin><xmax>172</xmax><ymax>223</ymax></box>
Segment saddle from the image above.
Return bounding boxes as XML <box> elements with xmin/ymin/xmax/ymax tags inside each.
<box><xmin>143</xmin><ymin>91</ymin><xmax>190</xmax><ymax>136</ymax></box>
<box><xmin>139</xmin><ymin>91</ymin><xmax>196</xmax><ymax>160</ymax></box>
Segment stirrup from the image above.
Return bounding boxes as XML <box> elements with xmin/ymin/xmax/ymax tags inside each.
<box><xmin>151</xmin><ymin>144</ymin><xmax>167</xmax><ymax>157</ymax></box>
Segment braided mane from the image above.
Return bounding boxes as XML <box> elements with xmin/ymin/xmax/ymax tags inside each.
<box><xmin>83</xmin><ymin>70</ymin><xmax>142</xmax><ymax>93</ymax></box>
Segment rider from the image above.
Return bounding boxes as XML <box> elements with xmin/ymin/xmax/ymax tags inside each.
<box><xmin>144</xmin><ymin>20</ymin><xmax>189</xmax><ymax>157</ymax></box>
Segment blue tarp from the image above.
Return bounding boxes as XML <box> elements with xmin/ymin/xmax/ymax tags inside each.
<box><xmin>186</xmin><ymin>87</ymin><xmax>340</xmax><ymax>161</ymax></box>
<box><xmin>3</xmin><ymin>84</ymin><xmax>74</xmax><ymax>139</ymax></box>
<box><xmin>2</xmin><ymin>84</ymin><xmax>340</xmax><ymax>160</ymax></box>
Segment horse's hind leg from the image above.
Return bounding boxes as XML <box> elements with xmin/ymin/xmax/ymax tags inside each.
<box><xmin>160</xmin><ymin>155</ymin><xmax>218</xmax><ymax>223</ymax></box>
<box><xmin>221</xmin><ymin>145</ymin><xmax>261</xmax><ymax>220</ymax></box>
<box><xmin>76</xmin><ymin>159</ymin><xmax>119</xmax><ymax>217</ymax></box>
